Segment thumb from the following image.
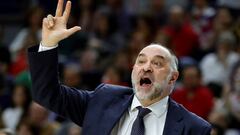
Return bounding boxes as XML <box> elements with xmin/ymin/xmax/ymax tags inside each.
<box><xmin>65</xmin><ymin>26</ymin><xmax>81</xmax><ymax>37</ymax></box>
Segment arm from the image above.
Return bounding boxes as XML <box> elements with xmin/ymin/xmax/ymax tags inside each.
<box><xmin>28</xmin><ymin>0</ymin><xmax>86</xmax><ymax>126</ymax></box>
<box><xmin>201</xmin><ymin>126</ymin><xmax>212</xmax><ymax>135</ymax></box>
<box><xmin>28</xmin><ymin>45</ymin><xmax>92</xmax><ymax>126</ymax></box>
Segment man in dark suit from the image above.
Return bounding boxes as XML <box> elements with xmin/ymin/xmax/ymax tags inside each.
<box><xmin>28</xmin><ymin>0</ymin><xmax>212</xmax><ymax>134</ymax></box>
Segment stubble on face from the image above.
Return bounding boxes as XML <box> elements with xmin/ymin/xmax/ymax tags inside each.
<box><xmin>131</xmin><ymin>44</ymin><xmax>177</xmax><ymax>106</ymax></box>
<box><xmin>131</xmin><ymin>71</ymin><xmax>171</xmax><ymax>101</ymax></box>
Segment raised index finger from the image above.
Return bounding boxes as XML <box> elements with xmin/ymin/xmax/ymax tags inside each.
<box><xmin>55</xmin><ymin>0</ymin><xmax>64</xmax><ymax>17</ymax></box>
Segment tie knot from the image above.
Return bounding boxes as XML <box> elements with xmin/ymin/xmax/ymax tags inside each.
<box><xmin>137</xmin><ymin>106</ymin><xmax>151</xmax><ymax>117</ymax></box>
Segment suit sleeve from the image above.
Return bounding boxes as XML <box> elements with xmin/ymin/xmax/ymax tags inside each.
<box><xmin>201</xmin><ymin>126</ymin><xmax>212</xmax><ymax>135</ymax></box>
<box><xmin>28</xmin><ymin>45</ymin><xmax>92</xmax><ymax>126</ymax></box>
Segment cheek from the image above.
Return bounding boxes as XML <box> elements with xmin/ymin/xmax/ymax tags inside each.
<box><xmin>131</xmin><ymin>67</ymin><xmax>139</xmax><ymax>79</ymax></box>
<box><xmin>131</xmin><ymin>71</ymin><xmax>137</xmax><ymax>83</ymax></box>
<box><xmin>155</xmin><ymin>71</ymin><xmax>169</xmax><ymax>81</ymax></box>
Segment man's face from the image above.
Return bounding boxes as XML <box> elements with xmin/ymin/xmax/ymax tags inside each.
<box><xmin>131</xmin><ymin>45</ymin><xmax>174</xmax><ymax>101</ymax></box>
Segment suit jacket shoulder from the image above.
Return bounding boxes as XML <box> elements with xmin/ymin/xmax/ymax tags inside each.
<box><xmin>163</xmin><ymin>98</ymin><xmax>212</xmax><ymax>135</ymax></box>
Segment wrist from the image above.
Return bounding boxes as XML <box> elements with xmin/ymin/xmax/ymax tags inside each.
<box><xmin>41</xmin><ymin>40</ymin><xmax>58</xmax><ymax>47</ymax></box>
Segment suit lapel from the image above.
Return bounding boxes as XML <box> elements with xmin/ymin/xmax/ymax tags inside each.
<box><xmin>163</xmin><ymin>98</ymin><xmax>184</xmax><ymax>135</ymax></box>
<box><xmin>99</xmin><ymin>94</ymin><xmax>134</xmax><ymax>135</ymax></box>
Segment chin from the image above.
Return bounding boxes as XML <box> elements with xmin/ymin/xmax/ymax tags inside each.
<box><xmin>135</xmin><ymin>86</ymin><xmax>158</xmax><ymax>100</ymax></box>
<box><xmin>134</xmin><ymin>82</ymin><xmax>166</xmax><ymax>101</ymax></box>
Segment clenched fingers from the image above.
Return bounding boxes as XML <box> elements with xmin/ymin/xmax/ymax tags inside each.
<box><xmin>47</xmin><ymin>14</ymin><xmax>55</xmax><ymax>28</ymax></box>
<box><xmin>42</xmin><ymin>18</ymin><xmax>48</xmax><ymax>28</ymax></box>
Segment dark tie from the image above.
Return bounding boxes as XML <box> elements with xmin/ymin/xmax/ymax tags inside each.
<box><xmin>131</xmin><ymin>106</ymin><xmax>151</xmax><ymax>135</ymax></box>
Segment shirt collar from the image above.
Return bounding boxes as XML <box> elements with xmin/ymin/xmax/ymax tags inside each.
<box><xmin>130</xmin><ymin>95</ymin><xmax>169</xmax><ymax>118</ymax></box>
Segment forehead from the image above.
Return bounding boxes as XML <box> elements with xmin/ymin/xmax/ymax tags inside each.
<box><xmin>138</xmin><ymin>45</ymin><xmax>171</xmax><ymax>59</ymax></box>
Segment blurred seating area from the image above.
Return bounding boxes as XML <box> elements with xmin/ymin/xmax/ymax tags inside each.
<box><xmin>0</xmin><ymin>0</ymin><xmax>240</xmax><ymax>135</ymax></box>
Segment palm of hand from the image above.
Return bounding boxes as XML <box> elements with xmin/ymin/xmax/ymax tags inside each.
<box><xmin>41</xmin><ymin>0</ymin><xmax>81</xmax><ymax>46</ymax></box>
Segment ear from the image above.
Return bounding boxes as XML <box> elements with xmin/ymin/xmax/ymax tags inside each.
<box><xmin>168</xmin><ymin>71</ymin><xmax>179</xmax><ymax>84</ymax></box>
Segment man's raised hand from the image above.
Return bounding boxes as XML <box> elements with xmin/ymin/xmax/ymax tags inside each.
<box><xmin>41</xmin><ymin>0</ymin><xmax>81</xmax><ymax>47</ymax></box>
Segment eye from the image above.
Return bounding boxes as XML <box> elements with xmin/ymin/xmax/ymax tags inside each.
<box><xmin>152</xmin><ymin>61</ymin><xmax>162</xmax><ymax>67</ymax></box>
<box><xmin>137</xmin><ymin>58</ymin><xmax>146</xmax><ymax>65</ymax></box>
<box><xmin>138</xmin><ymin>60</ymin><xmax>145</xmax><ymax>64</ymax></box>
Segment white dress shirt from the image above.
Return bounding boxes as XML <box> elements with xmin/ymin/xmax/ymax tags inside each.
<box><xmin>38</xmin><ymin>43</ymin><xmax>58</xmax><ymax>52</ymax></box>
<box><xmin>111</xmin><ymin>96</ymin><xmax>169</xmax><ymax>135</ymax></box>
<box><xmin>38</xmin><ymin>44</ymin><xmax>169</xmax><ymax>135</ymax></box>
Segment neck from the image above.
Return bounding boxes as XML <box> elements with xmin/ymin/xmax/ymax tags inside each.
<box><xmin>139</xmin><ymin>95</ymin><xmax>168</xmax><ymax>107</ymax></box>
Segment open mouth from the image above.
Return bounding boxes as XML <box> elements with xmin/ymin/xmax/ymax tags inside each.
<box><xmin>140</xmin><ymin>77</ymin><xmax>152</xmax><ymax>86</ymax></box>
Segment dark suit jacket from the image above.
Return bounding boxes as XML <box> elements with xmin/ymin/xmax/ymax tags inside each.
<box><xmin>28</xmin><ymin>45</ymin><xmax>211</xmax><ymax>135</ymax></box>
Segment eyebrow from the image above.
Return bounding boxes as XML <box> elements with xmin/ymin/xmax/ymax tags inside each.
<box><xmin>153</xmin><ymin>55</ymin><xmax>165</xmax><ymax>60</ymax></box>
<box><xmin>138</xmin><ymin>53</ymin><xmax>146</xmax><ymax>57</ymax></box>
<box><xmin>138</xmin><ymin>53</ymin><xmax>166</xmax><ymax>60</ymax></box>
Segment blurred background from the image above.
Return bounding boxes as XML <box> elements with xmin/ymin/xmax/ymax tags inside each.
<box><xmin>0</xmin><ymin>0</ymin><xmax>240</xmax><ymax>135</ymax></box>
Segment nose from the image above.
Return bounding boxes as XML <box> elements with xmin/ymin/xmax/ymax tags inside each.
<box><xmin>143</xmin><ymin>61</ymin><xmax>153</xmax><ymax>72</ymax></box>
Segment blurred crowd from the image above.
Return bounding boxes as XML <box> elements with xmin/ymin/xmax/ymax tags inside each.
<box><xmin>0</xmin><ymin>0</ymin><xmax>240</xmax><ymax>135</ymax></box>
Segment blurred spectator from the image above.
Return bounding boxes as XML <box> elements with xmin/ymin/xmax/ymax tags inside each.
<box><xmin>204</xmin><ymin>7</ymin><xmax>235</xmax><ymax>53</ymax></box>
<box><xmin>9</xmin><ymin>6</ymin><xmax>44</xmax><ymax>56</ymax></box>
<box><xmin>128</xmin><ymin>31</ymin><xmax>148</xmax><ymax>65</ymax></box>
<box><xmin>165</xmin><ymin>0</ymin><xmax>189</xmax><ymax>10</ymax></box>
<box><xmin>224</xmin><ymin>61</ymin><xmax>240</xmax><ymax>130</ymax></box>
<box><xmin>101</xmin><ymin>0</ymin><xmax>132</xmax><ymax>35</ymax></box>
<box><xmin>67</xmin><ymin>123</ymin><xmax>81</xmax><ymax>135</ymax></box>
<box><xmin>112</xmin><ymin>51</ymin><xmax>132</xmax><ymax>86</ymax></box>
<box><xmin>26</xmin><ymin>102</ymin><xmax>59</xmax><ymax>135</ymax></box>
<box><xmin>63</xmin><ymin>62</ymin><xmax>81</xmax><ymax>88</ymax></box>
<box><xmin>172</xmin><ymin>64</ymin><xmax>214</xmax><ymax>119</ymax></box>
<box><xmin>88</xmin><ymin>9</ymin><xmax>125</xmax><ymax>55</ymax></box>
<box><xmin>160</xmin><ymin>5</ymin><xmax>200</xmax><ymax>58</ymax></box>
<box><xmin>55</xmin><ymin>122</ymin><xmax>81</xmax><ymax>135</ymax></box>
<box><xmin>102</xmin><ymin>66</ymin><xmax>128</xmax><ymax>86</ymax></box>
<box><xmin>16</xmin><ymin>120</ymin><xmax>39</xmax><ymax>135</ymax></box>
<box><xmin>217</xmin><ymin>0</ymin><xmax>240</xmax><ymax>9</ymax></box>
<box><xmin>0</xmin><ymin>46</ymin><xmax>13</xmax><ymax>93</ymax></box>
<box><xmin>1</xmin><ymin>84</ymin><xmax>31</xmax><ymax>131</ymax></box>
<box><xmin>217</xmin><ymin>0</ymin><xmax>240</xmax><ymax>18</ymax></box>
<box><xmin>76</xmin><ymin>0</ymin><xmax>95</xmax><ymax>32</ymax></box>
<box><xmin>124</xmin><ymin>0</ymin><xmax>151</xmax><ymax>15</ymax></box>
<box><xmin>149</xmin><ymin>0</ymin><xmax>167</xmax><ymax>27</ymax></box>
<box><xmin>191</xmin><ymin>0</ymin><xmax>216</xmax><ymax>52</ymax></box>
<box><xmin>214</xmin><ymin>7</ymin><xmax>234</xmax><ymax>33</ymax></box>
<box><xmin>15</xmin><ymin>71</ymin><xmax>31</xmax><ymax>90</ymax></box>
<box><xmin>0</xmin><ymin>46</ymin><xmax>13</xmax><ymax>111</ymax></box>
<box><xmin>9</xmin><ymin>6</ymin><xmax>44</xmax><ymax>76</ymax></box>
<box><xmin>233</xmin><ymin>17</ymin><xmax>240</xmax><ymax>50</ymax></box>
<box><xmin>0</xmin><ymin>75</ymin><xmax>11</xmax><ymax>120</ymax></box>
<box><xmin>0</xmin><ymin>129</ymin><xmax>14</xmax><ymax>135</ymax></box>
<box><xmin>208</xmin><ymin>60</ymin><xmax>240</xmax><ymax>135</ymax></box>
<box><xmin>133</xmin><ymin>15</ymin><xmax>154</xmax><ymax>44</ymax></box>
<box><xmin>154</xmin><ymin>29</ymin><xmax>171</xmax><ymax>48</ymax></box>
<box><xmin>200</xmin><ymin>31</ymin><xmax>239</xmax><ymax>94</ymax></box>
<box><xmin>177</xmin><ymin>57</ymin><xmax>198</xmax><ymax>81</ymax></box>
<box><xmin>209</xmin><ymin>110</ymin><xmax>228</xmax><ymax>135</ymax></box>
<box><xmin>79</xmin><ymin>48</ymin><xmax>102</xmax><ymax>90</ymax></box>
